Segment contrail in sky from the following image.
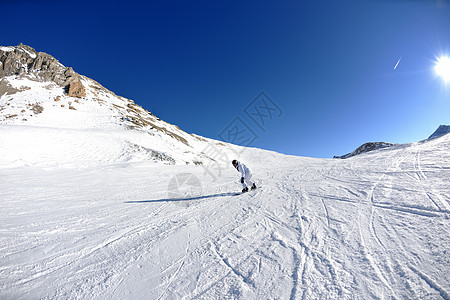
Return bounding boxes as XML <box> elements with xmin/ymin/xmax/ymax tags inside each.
<box><xmin>394</xmin><ymin>56</ymin><xmax>402</xmax><ymax>71</ymax></box>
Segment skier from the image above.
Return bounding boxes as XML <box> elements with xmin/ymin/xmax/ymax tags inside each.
<box><xmin>232</xmin><ymin>160</ymin><xmax>257</xmax><ymax>193</ymax></box>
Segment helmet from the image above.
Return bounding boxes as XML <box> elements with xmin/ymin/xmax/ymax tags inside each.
<box><xmin>232</xmin><ymin>160</ymin><xmax>238</xmax><ymax>167</ymax></box>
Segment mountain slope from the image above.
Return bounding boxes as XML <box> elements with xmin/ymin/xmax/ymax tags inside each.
<box><xmin>334</xmin><ymin>125</ymin><xmax>450</xmax><ymax>160</ymax></box>
<box><xmin>429</xmin><ymin>125</ymin><xmax>450</xmax><ymax>140</ymax></box>
<box><xmin>1</xmin><ymin>44</ymin><xmax>449</xmax><ymax>299</ymax></box>
<box><xmin>0</xmin><ymin>44</ymin><xmax>225</xmax><ymax>167</ymax></box>
<box><xmin>1</xmin><ymin>132</ymin><xmax>449</xmax><ymax>299</ymax></box>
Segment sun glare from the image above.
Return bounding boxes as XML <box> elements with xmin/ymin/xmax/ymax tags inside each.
<box><xmin>435</xmin><ymin>55</ymin><xmax>450</xmax><ymax>82</ymax></box>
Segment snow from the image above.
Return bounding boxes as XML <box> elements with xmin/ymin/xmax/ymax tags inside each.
<box><xmin>1</xmin><ymin>132</ymin><xmax>449</xmax><ymax>299</ymax></box>
<box><xmin>0</xmin><ymin>46</ymin><xmax>14</xmax><ymax>52</ymax></box>
<box><xmin>1</xmin><ymin>69</ymin><xmax>449</xmax><ymax>299</ymax></box>
<box><xmin>0</xmin><ymin>75</ymin><xmax>223</xmax><ymax>166</ymax></box>
<box><xmin>0</xmin><ymin>46</ymin><xmax>37</xmax><ymax>59</ymax></box>
<box><xmin>19</xmin><ymin>48</ymin><xmax>37</xmax><ymax>59</ymax></box>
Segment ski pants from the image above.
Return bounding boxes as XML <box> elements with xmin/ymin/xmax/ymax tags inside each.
<box><xmin>241</xmin><ymin>173</ymin><xmax>254</xmax><ymax>189</ymax></box>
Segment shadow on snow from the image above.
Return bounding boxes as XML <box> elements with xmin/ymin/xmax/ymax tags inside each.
<box><xmin>124</xmin><ymin>192</ymin><xmax>238</xmax><ymax>204</ymax></box>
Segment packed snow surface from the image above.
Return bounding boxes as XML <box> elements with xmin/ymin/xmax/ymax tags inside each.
<box><xmin>0</xmin><ymin>75</ymin><xmax>217</xmax><ymax>166</ymax></box>
<box><xmin>1</xmin><ymin>131</ymin><xmax>449</xmax><ymax>299</ymax></box>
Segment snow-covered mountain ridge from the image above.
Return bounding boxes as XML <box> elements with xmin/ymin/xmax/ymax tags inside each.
<box><xmin>334</xmin><ymin>125</ymin><xmax>450</xmax><ymax>159</ymax></box>
<box><xmin>334</xmin><ymin>142</ymin><xmax>396</xmax><ymax>159</ymax></box>
<box><xmin>0</xmin><ymin>44</ymin><xmax>231</xmax><ymax>167</ymax></box>
<box><xmin>429</xmin><ymin>125</ymin><xmax>450</xmax><ymax>140</ymax></box>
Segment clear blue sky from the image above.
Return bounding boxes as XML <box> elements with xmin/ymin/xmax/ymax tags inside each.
<box><xmin>2</xmin><ymin>0</ymin><xmax>449</xmax><ymax>158</ymax></box>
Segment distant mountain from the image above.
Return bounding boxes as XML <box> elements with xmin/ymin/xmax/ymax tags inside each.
<box><xmin>428</xmin><ymin>125</ymin><xmax>450</xmax><ymax>140</ymax></box>
<box><xmin>334</xmin><ymin>142</ymin><xmax>395</xmax><ymax>159</ymax></box>
<box><xmin>334</xmin><ymin>125</ymin><xmax>450</xmax><ymax>159</ymax></box>
<box><xmin>0</xmin><ymin>44</ymin><xmax>229</xmax><ymax>167</ymax></box>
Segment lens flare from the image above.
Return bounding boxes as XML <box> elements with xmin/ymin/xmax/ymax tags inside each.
<box><xmin>435</xmin><ymin>55</ymin><xmax>450</xmax><ymax>82</ymax></box>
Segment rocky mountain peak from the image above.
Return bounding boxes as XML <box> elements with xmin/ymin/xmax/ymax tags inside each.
<box><xmin>428</xmin><ymin>125</ymin><xmax>450</xmax><ymax>140</ymax></box>
<box><xmin>0</xmin><ymin>44</ymin><xmax>85</xmax><ymax>98</ymax></box>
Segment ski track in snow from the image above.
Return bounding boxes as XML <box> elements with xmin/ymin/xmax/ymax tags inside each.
<box><xmin>1</xmin><ymin>136</ymin><xmax>449</xmax><ymax>299</ymax></box>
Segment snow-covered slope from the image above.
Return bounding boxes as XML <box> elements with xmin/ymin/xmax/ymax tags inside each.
<box><xmin>0</xmin><ymin>44</ymin><xmax>227</xmax><ymax>167</ymax></box>
<box><xmin>1</xmin><ymin>45</ymin><xmax>449</xmax><ymax>299</ymax></box>
<box><xmin>335</xmin><ymin>125</ymin><xmax>450</xmax><ymax>159</ymax></box>
<box><xmin>1</xmin><ymin>132</ymin><xmax>449</xmax><ymax>299</ymax></box>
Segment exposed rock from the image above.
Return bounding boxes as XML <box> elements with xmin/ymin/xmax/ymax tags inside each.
<box><xmin>5</xmin><ymin>114</ymin><xmax>18</xmax><ymax>119</ymax></box>
<box><xmin>0</xmin><ymin>78</ymin><xmax>20</xmax><ymax>96</ymax></box>
<box><xmin>0</xmin><ymin>44</ymin><xmax>85</xmax><ymax>96</ymax></box>
<box><xmin>66</xmin><ymin>80</ymin><xmax>86</xmax><ymax>98</ymax></box>
<box><xmin>0</xmin><ymin>44</ymin><xmax>37</xmax><ymax>77</ymax></box>
<box><xmin>28</xmin><ymin>52</ymin><xmax>69</xmax><ymax>86</ymax></box>
<box><xmin>31</xmin><ymin>103</ymin><xmax>44</xmax><ymax>114</ymax></box>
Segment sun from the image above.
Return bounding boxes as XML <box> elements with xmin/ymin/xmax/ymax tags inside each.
<box><xmin>435</xmin><ymin>55</ymin><xmax>450</xmax><ymax>82</ymax></box>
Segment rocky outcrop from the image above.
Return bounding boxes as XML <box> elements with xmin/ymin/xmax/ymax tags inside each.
<box><xmin>66</xmin><ymin>80</ymin><xmax>86</xmax><ymax>98</ymax></box>
<box><xmin>0</xmin><ymin>44</ymin><xmax>36</xmax><ymax>76</ymax></box>
<box><xmin>0</xmin><ymin>43</ymin><xmax>85</xmax><ymax>98</ymax></box>
<box><xmin>0</xmin><ymin>78</ymin><xmax>20</xmax><ymax>96</ymax></box>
